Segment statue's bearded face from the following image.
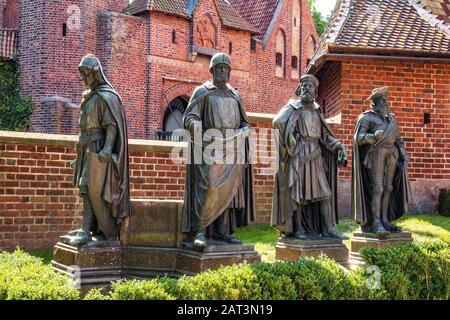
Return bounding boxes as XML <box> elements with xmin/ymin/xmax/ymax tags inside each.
<box><xmin>300</xmin><ymin>80</ymin><xmax>316</xmax><ymax>103</ymax></box>
<box><xmin>373</xmin><ymin>96</ymin><xmax>390</xmax><ymax>116</ymax></box>
<box><xmin>212</xmin><ymin>64</ymin><xmax>231</xmax><ymax>84</ymax></box>
<box><xmin>80</xmin><ymin>67</ymin><xmax>96</xmax><ymax>87</ymax></box>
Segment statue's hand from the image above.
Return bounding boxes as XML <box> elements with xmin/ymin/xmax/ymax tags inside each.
<box><xmin>374</xmin><ymin>130</ymin><xmax>384</xmax><ymax>141</ymax></box>
<box><xmin>338</xmin><ymin>144</ymin><xmax>348</xmax><ymax>168</ymax></box>
<box><xmin>99</xmin><ymin>148</ymin><xmax>112</xmax><ymax>162</ymax></box>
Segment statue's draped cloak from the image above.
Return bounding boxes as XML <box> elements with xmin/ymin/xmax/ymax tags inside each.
<box><xmin>271</xmin><ymin>101</ymin><xmax>339</xmax><ymax>234</ymax></box>
<box><xmin>73</xmin><ymin>84</ymin><xmax>131</xmax><ymax>227</ymax></box>
<box><xmin>182</xmin><ymin>81</ymin><xmax>255</xmax><ymax>233</ymax></box>
<box><xmin>351</xmin><ymin>112</ymin><xmax>412</xmax><ymax>225</ymax></box>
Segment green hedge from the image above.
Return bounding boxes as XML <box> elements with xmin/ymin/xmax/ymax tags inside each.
<box><xmin>1</xmin><ymin>242</ymin><xmax>449</xmax><ymax>300</ymax></box>
<box><xmin>360</xmin><ymin>242</ymin><xmax>449</xmax><ymax>300</ymax></box>
<box><xmin>0</xmin><ymin>249</ymin><xmax>79</xmax><ymax>300</ymax></box>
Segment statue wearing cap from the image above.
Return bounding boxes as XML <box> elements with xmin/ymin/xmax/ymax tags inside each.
<box><xmin>271</xmin><ymin>74</ymin><xmax>348</xmax><ymax>240</ymax></box>
<box><xmin>182</xmin><ymin>52</ymin><xmax>255</xmax><ymax>248</ymax></box>
<box><xmin>64</xmin><ymin>54</ymin><xmax>130</xmax><ymax>246</ymax></box>
<box><xmin>352</xmin><ymin>86</ymin><xmax>412</xmax><ymax>235</ymax></box>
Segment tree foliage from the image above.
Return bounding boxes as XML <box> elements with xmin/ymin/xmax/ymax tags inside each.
<box><xmin>308</xmin><ymin>0</ymin><xmax>330</xmax><ymax>37</ymax></box>
<box><xmin>0</xmin><ymin>59</ymin><xmax>34</xmax><ymax>131</ymax></box>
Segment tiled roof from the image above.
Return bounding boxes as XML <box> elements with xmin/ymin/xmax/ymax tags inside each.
<box><xmin>214</xmin><ymin>0</ymin><xmax>259</xmax><ymax>34</ymax></box>
<box><xmin>308</xmin><ymin>0</ymin><xmax>450</xmax><ymax>71</ymax></box>
<box><xmin>126</xmin><ymin>0</ymin><xmax>190</xmax><ymax>18</ymax></box>
<box><xmin>228</xmin><ymin>0</ymin><xmax>280</xmax><ymax>40</ymax></box>
<box><xmin>126</xmin><ymin>0</ymin><xmax>258</xmax><ymax>33</ymax></box>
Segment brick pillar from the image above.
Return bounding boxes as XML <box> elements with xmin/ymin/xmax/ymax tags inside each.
<box><xmin>37</xmin><ymin>96</ymin><xmax>79</xmax><ymax>135</ymax></box>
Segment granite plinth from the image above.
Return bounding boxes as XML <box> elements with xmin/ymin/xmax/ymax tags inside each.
<box><xmin>177</xmin><ymin>241</ymin><xmax>261</xmax><ymax>275</ymax></box>
<box><xmin>348</xmin><ymin>232</ymin><xmax>413</xmax><ymax>269</ymax></box>
<box><xmin>276</xmin><ymin>236</ymin><xmax>349</xmax><ymax>264</ymax></box>
<box><xmin>52</xmin><ymin>241</ymin><xmax>122</xmax><ymax>290</ymax></box>
<box><xmin>351</xmin><ymin>231</ymin><xmax>413</xmax><ymax>253</ymax></box>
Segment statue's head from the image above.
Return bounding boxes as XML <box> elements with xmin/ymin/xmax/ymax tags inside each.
<box><xmin>210</xmin><ymin>52</ymin><xmax>232</xmax><ymax>86</ymax></box>
<box><xmin>296</xmin><ymin>74</ymin><xmax>319</xmax><ymax>104</ymax></box>
<box><xmin>367</xmin><ymin>86</ymin><xmax>389</xmax><ymax>115</ymax></box>
<box><xmin>79</xmin><ymin>54</ymin><xmax>108</xmax><ymax>89</ymax></box>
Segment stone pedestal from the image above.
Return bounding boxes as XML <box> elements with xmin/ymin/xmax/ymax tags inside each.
<box><xmin>53</xmin><ymin>199</ymin><xmax>261</xmax><ymax>287</ymax></box>
<box><xmin>52</xmin><ymin>240</ymin><xmax>122</xmax><ymax>291</ymax></box>
<box><xmin>177</xmin><ymin>242</ymin><xmax>261</xmax><ymax>275</ymax></box>
<box><xmin>348</xmin><ymin>232</ymin><xmax>413</xmax><ymax>269</ymax></box>
<box><xmin>275</xmin><ymin>237</ymin><xmax>349</xmax><ymax>264</ymax></box>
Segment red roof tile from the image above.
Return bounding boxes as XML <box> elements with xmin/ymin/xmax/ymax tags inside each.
<box><xmin>126</xmin><ymin>0</ymin><xmax>258</xmax><ymax>33</ymax></box>
<box><xmin>228</xmin><ymin>0</ymin><xmax>280</xmax><ymax>39</ymax></box>
<box><xmin>214</xmin><ymin>0</ymin><xmax>259</xmax><ymax>33</ymax></box>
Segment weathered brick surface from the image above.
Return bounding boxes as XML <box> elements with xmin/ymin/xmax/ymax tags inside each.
<box><xmin>1</xmin><ymin>0</ymin><xmax>19</xmax><ymax>29</ymax></box>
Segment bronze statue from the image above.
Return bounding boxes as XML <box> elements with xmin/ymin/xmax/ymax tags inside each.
<box><xmin>182</xmin><ymin>52</ymin><xmax>255</xmax><ymax>248</ymax></box>
<box><xmin>65</xmin><ymin>54</ymin><xmax>130</xmax><ymax>246</ymax></box>
<box><xmin>352</xmin><ymin>86</ymin><xmax>412</xmax><ymax>235</ymax></box>
<box><xmin>272</xmin><ymin>75</ymin><xmax>348</xmax><ymax>240</ymax></box>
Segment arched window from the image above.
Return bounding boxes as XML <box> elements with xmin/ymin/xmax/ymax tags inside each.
<box><xmin>159</xmin><ymin>96</ymin><xmax>189</xmax><ymax>141</ymax></box>
<box><xmin>276</xmin><ymin>29</ymin><xmax>286</xmax><ymax>78</ymax></box>
<box><xmin>228</xmin><ymin>41</ymin><xmax>232</xmax><ymax>55</ymax></box>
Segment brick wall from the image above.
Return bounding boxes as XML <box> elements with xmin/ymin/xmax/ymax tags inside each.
<box><xmin>0</xmin><ymin>120</ymin><xmax>277</xmax><ymax>250</ymax></box>
<box><xmin>1</xmin><ymin>0</ymin><xmax>19</xmax><ymax>29</ymax></box>
<box><xmin>19</xmin><ymin>0</ymin><xmax>129</xmax><ymax>134</ymax></box>
<box><xmin>17</xmin><ymin>0</ymin><xmax>318</xmax><ymax>138</ymax></box>
<box><xmin>317</xmin><ymin>59</ymin><xmax>450</xmax><ymax>214</ymax></box>
<box><xmin>247</xmin><ymin>0</ymin><xmax>319</xmax><ymax>115</ymax></box>
<box><xmin>317</xmin><ymin>61</ymin><xmax>342</xmax><ymax>118</ymax></box>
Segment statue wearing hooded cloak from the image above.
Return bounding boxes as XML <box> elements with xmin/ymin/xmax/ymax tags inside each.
<box><xmin>70</xmin><ymin>54</ymin><xmax>130</xmax><ymax>243</ymax></box>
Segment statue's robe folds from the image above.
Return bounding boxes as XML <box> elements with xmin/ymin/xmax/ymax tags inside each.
<box><xmin>271</xmin><ymin>100</ymin><xmax>340</xmax><ymax>235</ymax></box>
<box><xmin>182</xmin><ymin>81</ymin><xmax>255</xmax><ymax>235</ymax></box>
<box><xmin>351</xmin><ymin>111</ymin><xmax>412</xmax><ymax>225</ymax></box>
<box><xmin>73</xmin><ymin>84</ymin><xmax>130</xmax><ymax>238</ymax></box>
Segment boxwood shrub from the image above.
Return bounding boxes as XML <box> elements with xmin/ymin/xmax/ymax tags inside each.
<box><xmin>0</xmin><ymin>249</ymin><xmax>79</xmax><ymax>300</ymax></box>
<box><xmin>1</xmin><ymin>242</ymin><xmax>449</xmax><ymax>300</ymax></box>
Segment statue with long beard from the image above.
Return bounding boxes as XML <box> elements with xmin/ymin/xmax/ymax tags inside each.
<box><xmin>351</xmin><ymin>86</ymin><xmax>412</xmax><ymax>235</ymax></box>
<box><xmin>272</xmin><ymin>75</ymin><xmax>348</xmax><ymax>240</ymax></box>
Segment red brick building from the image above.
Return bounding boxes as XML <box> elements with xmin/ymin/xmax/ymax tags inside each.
<box><xmin>308</xmin><ymin>0</ymin><xmax>450</xmax><ymax>213</ymax></box>
<box><xmin>0</xmin><ymin>0</ymin><xmax>319</xmax><ymax>138</ymax></box>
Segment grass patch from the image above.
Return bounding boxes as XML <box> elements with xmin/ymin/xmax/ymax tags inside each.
<box><xmin>396</xmin><ymin>214</ymin><xmax>450</xmax><ymax>243</ymax></box>
<box><xmin>234</xmin><ymin>224</ymin><xmax>278</xmax><ymax>262</ymax></box>
<box><xmin>29</xmin><ymin>251</ymin><xmax>53</xmax><ymax>265</ymax></box>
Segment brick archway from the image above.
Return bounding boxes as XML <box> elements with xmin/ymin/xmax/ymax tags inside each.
<box><xmin>162</xmin><ymin>82</ymin><xmax>196</xmax><ymax>108</ymax></box>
